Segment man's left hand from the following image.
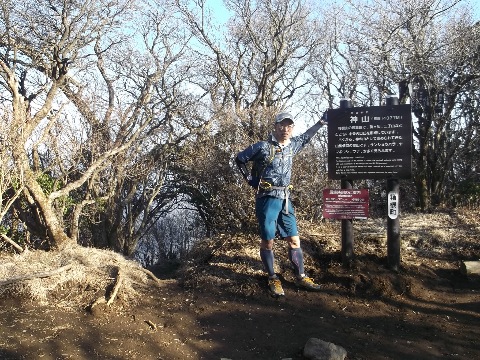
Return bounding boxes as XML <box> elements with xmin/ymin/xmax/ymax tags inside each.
<box><xmin>320</xmin><ymin>110</ymin><xmax>328</xmax><ymax>125</ymax></box>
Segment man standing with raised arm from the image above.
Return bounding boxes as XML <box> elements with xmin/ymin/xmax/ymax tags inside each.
<box><xmin>235</xmin><ymin>111</ymin><xmax>327</xmax><ymax>297</ymax></box>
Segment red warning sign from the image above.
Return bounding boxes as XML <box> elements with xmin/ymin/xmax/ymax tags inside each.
<box><xmin>322</xmin><ymin>189</ymin><xmax>369</xmax><ymax>219</ymax></box>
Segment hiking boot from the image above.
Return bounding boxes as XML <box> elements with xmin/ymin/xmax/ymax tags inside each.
<box><xmin>295</xmin><ymin>276</ymin><xmax>321</xmax><ymax>291</ymax></box>
<box><xmin>268</xmin><ymin>277</ymin><xmax>285</xmax><ymax>297</ymax></box>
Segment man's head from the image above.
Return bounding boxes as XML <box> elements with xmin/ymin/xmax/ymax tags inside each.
<box><xmin>273</xmin><ymin>112</ymin><xmax>294</xmax><ymax>144</ymax></box>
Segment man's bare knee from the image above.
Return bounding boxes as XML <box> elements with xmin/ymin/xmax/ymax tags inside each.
<box><xmin>260</xmin><ymin>239</ymin><xmax>274</xmax><ymax>250</ymax></box>
<box><xmin>286</xmin><ymin>236</ymin><xmax>300</xmax><ymax>248</ymax></box>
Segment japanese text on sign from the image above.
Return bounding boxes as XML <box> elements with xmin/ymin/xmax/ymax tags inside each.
<box><xmin>323</xmin><ymin>189</ymin><xmax>369</xmax><ymax>220</ymax></box>
<box><xmin>388</xmin><ymin>191</ymin><xmax>399</xmax><ymax>219</ymax></box>
<box><xmin>327</xmin><ymin>105</ymin><xmax>412</xmax><ymax>180</ymax></box>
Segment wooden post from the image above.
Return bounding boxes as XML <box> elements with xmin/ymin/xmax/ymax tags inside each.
<box><xmin>341</xmin><ymin>177</ymin><xmax>354</xmax><ymax>266</ymax></box>
<box><xmin>340</xmin><ymin>98</ymin><xmax>354</xmax><ymax>266</ymax></box>
<box><xmin>386</xmin><ymin>96</ymin><xmax>401</xmax><ymax>271</ymax></box>
<box><xmin>387</xmin><ymin>177</ymin><xmax>400</xmax><ymax>271</ymax></box>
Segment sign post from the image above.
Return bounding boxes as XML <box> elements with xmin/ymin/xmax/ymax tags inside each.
<box><xmin>326</xmin><ymin>94</ymin><xmax>412</xmax><ymax>270</ymax></box>
<box><xmin>339</xmin><ymin>99</ymin><xmax>354</xmax><ymax>266</ymax></box>
<box><xmin>387</xmin><ymin>178</ymin><xmax>400</xmax><ymax>270</ymax></box>
<box><xmin>385</xmin><ymin>95</ymin><xmax>401</xmax><ymax>271</ymax></box>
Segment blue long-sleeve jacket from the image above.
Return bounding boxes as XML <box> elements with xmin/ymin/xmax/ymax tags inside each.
<box><xmin>235</xmin><ymin>121</ymin><xmax>325</xmax><ymax>199</ymax></box>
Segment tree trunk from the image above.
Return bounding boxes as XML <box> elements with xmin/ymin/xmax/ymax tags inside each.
<box><xmin>414</xmin><ymin>112</ymin><xmax>433</xmax><ymax>212</ymax></box>
<box><xmin>24</xmin><ymin>172</ymin><xmax>72</xmax><ymax>248</ymax></box>
<box><xmin>415</xmin><ymin>159</ymin><xmax>429</xmax><ymax>212</ymax></box>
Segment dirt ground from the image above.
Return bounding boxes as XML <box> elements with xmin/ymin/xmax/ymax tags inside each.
<box><xmin>1</xmin><ymin>209</ymin><xmax>479</xmax><ymax>360</ymax></box>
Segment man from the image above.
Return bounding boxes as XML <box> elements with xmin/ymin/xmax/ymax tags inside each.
<box><xmin>235</xmin><ymin>111</ymin><xmax>327</xmax><ymax>297</ymax></box>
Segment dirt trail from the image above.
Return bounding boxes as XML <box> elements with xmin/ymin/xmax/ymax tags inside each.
<box><xmin>1</xmin><ymin>210</ymin><xmax>479</xmax><ymax>359</ymax></box>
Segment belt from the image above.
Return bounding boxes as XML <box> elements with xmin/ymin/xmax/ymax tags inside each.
<box><xmin>258</xmin><ymin>181</ymin><xmax>293</xmax><ymax>214</ymax></box>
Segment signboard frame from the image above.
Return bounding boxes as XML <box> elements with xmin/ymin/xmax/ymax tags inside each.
<box><xmin>327</xmin><ymin>104</ymin><xmax>412</xmax><ymax>180</ymax></box>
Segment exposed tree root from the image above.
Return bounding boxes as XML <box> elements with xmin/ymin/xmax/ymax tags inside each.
<box><xmin>0</xmin><ymin>263</ymin><xmax>72</xmax><ymax>286</ymax></box>
<box><xmin>140</xmin><ymin>267</ymin><xmax>163</xmax><ymax>285</ymax></box>
<box><xmin>89</xmin><ymin>296</ymin><xmax>106</xmax><ymax>310</ymax></box>
<box><xmin>107</xmin><ymin>269</ymin><xmax>122</xmax><ymax>306</ymax></box>
<box><xmin>0</xmin><ymin>233</ymin><xmax>24</xmax><ymax>253</ymax></box>
<box><xmin>89</xmin><ymin>266</ymin><xmax>123</xmax><ymax>311</ymax></box>
<box><xmin>145</xmin><ymin>320</ymin><xmax>157</xmax><ymax>330</ymax></box>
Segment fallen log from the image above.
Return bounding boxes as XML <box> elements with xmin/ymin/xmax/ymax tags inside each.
<box><xmin>0</xmin><ymin>263</ymin><xmax>72</xmax><ymax>286</ymax></box>
<box><xmin>460</xmin><ymin>261</ymin><xmax>480</xmax><ymax>276</ymax></box>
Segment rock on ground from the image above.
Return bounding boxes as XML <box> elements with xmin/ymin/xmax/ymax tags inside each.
<box><xmin>303</xmin><ymin>338</ymin><xmax>347</xmax><ymax>360</ymax></box>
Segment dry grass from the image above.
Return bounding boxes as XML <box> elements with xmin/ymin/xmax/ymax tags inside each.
<box><xmin>0</xmin><ymin>244</ymin><xmax>154</xmax><ymax>309</ymax></box>
<box><xmin>179</xmin><ymin>208</ymin><xmax>480</xmax><ymax>297</ymax></box>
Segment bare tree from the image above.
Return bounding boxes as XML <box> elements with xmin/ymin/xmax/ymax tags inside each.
<box><xmin>169</xmin><ymin>0</ymin><xmax>333</xmax><ymax>231</ymax></box>
<box><xmin>0</xmin><ymin>107</ymin><xmax>24</xmax><ymax>251</ymax></box>
<box><xmin>174</xmin><ymin>0</ymin><xmax>328</xmax><ymax>134</ymax></box>
<box><xmin>317</xmin><ymin>0</ymin><xmax>480</xmax><ymax>210</ymax></box>
<box><xmin>76</xmin><ymin>4</ymin><xmax>212</xmax><ymax>255</ymax></box>
<box><xmin>0</xmin><ymin>0</ymin><xmax>209</xmax><ymax>251</ymax></box>
<box><xmin>1</xmin><ymin>0</ymin><xmax>136</xmax><ymax>247</ymax></box>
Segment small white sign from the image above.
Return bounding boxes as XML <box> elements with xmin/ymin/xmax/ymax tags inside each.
<box><xmin>388</xmin><ymin>191</ymin><xmax>399</xmax><ymax>219</ymax></box>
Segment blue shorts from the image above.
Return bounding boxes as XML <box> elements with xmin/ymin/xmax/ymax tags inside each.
<box><xmin>255</xmin><ymin>196</ymin><xmax>298</xmax><ymax>241</ymax></box>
